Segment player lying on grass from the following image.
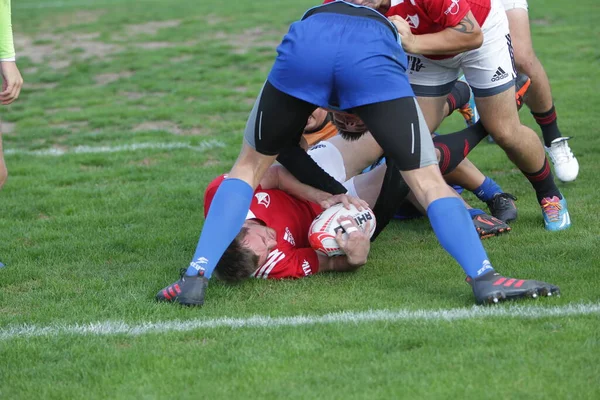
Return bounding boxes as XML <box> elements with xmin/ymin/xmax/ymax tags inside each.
<box><xmin>197</xmin><ymin>171</ymin><xmax>372</xmax><ymax>283</ymax></box>
<box><xmin>157</xmin><ymin>0</ymin><xmax>560</xmax><ymax>306</ymax></box>
<box><xmin>194</xmin><ymin>128</ymin><xmax>509</xmax><ymax>285</ymax></box>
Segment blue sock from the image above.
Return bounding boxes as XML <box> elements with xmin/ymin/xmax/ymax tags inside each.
<box><xmin>467</xmin><ymin>208</ymin><xmax>485</xmax><ymax>218</ymax></box>
<box><xmin>186</xmin><ymin>178</ymin><xmax>254</xmax><ymax>278</ymax></box>
<box><xmin>427</xmin><ymin>197</ymin><xmax>494</xmax><ymax>278</ymax></box>
<box><xmin>472</xmin><ymin>176</ymin><xmax>503</xmax><ymax>202</ymax></box>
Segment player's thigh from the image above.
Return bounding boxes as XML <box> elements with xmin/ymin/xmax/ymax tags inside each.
<box><xmin>244</xmin><ymin>81</ymin><xmax>316</xmax><ymax>156</ymax></box>
<box><xmin>328</xmin><ymin>133</ymin><xmax>384</xmax><ymax>178</ymax></box>
<box><xmin>405</xmin><ymin>54</ymin><xmax>458</xmax><ymax>131</ymax></box>
<box><xmin>474</xmin><ymin>87</ymin><xmax>521</xmax><ymax>143</ymax></box>
<box><xmin>415</xmin><ymin>96</ymin><xmax>448</xmax><ymax>132</ymax></box>
<box><xmin>353</xmin><ymin>97</ymin><xmax>437</xmax><ymax>172</ymax></box>
<box><xmin>505</xmin><ymin>8</ymin><xmax>536</xmax><ymax>70</ymax></box>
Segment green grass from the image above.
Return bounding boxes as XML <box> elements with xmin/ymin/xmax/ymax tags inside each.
<box><xmin>1</xmin><ymin>0</ymin><xmax>600</xmax><ymax>398</ymax></box>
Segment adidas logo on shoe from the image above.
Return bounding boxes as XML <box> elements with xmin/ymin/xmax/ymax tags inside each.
<box><xmin>491</xmin><ymin>67</ymin><xmax>509</xmax><ymax>82</ymax></box>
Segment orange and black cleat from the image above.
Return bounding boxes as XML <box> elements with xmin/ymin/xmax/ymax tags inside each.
<box><xmin>515</xmin><ymin>73</ymin><xmax>531</xmax><ymax>111</ymax></box>
<box><xmin>472</xmin><ymin>213</ymin><xmax>511</xmax><ymax>239</ymax></box>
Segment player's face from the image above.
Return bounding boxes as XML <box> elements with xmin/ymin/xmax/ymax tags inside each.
<box><xmin>242</xmin><ymin>220</ymin><xmax>277</xmax><ymax>266</ymax></box>
<box><xmin>332</xmin><ymin>112</ymin><xmax>367</xmax><ymax>135</ymax></box>
<box><xmin>304</xmin><ymin>108</ymin><xmax>328</xmax><ymax>132</ymax></box>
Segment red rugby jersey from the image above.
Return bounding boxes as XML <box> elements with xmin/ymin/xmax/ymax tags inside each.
<box><xmin>204</xmin><ymin>175</ymin><xmax>323</xmax><ymax>279</ymax></box>
<box><xmin>385</xmin><ymin>0</ymin><xmax>491</xmax><ymax>59</ymax></box>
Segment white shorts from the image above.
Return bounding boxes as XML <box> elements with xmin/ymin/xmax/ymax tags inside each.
<box><xmin>307</xmin><ymin>141</ymin><xmax>347</xmax><ymax>184</ymax></box>
<box><xmin>407</xmin><ymin>0</ymin><xmax>517</xmax><ymax>98</ymax></box>
<box><xmin>501</xmin><ymin>0</ymin><xmax>528</xmax><ymax>11</ymax></box>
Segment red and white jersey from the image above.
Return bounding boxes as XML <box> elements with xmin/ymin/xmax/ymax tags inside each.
<box><xmin>204</xmin><ymin>175</ymin><xmax>323</xmax><ymax>279</ymax></box>
<box><xmin>385</xmin><ymin>0</ymin><xmax>491</xmax><ymax>35</ymax></box>
<box><xmin>385</xmin><ymin>0</ymin><xmax>492</xmax><ymax>58</ymax></box>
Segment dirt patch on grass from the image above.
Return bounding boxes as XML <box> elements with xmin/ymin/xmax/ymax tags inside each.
<box><xmin>54</xmin><ymin>10</ymin><xmax>106</xmax><ymax>28</ymax></box>
<box><xmin>124</xmin><ymin>20</ymin><xmax>182</xmax><ymax>36</ymax></box>
<box><xmin>46</xmin><ymin>107</ymin><xmax>82</xmax><ymax>115</ymax></box>
<box><xmin>227</xmin><ymin>27</ymin><xmax>283</xmax><ymax>54</ymax></box>
<box><xmin>131</xmin><ymin>157</ymin><xmax>158</xmax><ymax>167</ymax></box>
<box><xmin>94</xmin><ymin>71</ymin><xmax>134</xmax><ymax>86</ymax></box>
<box><xmin>1</xmin><ymin>121</ymin><xmax>16</xmax><ymax>134</ymax></box>
<box><xmin>204</xmin><ymin>15</ymin><xmax>228</xmax><ymax>26</ymax></box>
<box><xmin>27</xmin><ymin>82</ymin><xmax>59</xmax><ymax>90</ymax></box>
<box><xmin>51</xmin><ymin>121</ymin><xmax>89</xmax><ymax>132</ymax></box>
<box><xmin>15</xmin><ymin>32</ymin><xmax>124</xmax><ymax>69</ymax></box>
<box><xmin>132</xmin><ymin>121</ymin><xmax>209</xmax><ymax>135</ymax></box>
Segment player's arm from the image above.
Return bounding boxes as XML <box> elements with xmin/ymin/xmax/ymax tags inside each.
<box><xmin>0</xmin><ymin>1</ymin><xmax>15</xmax><ymax>61</ymax></box>
<box><xmin>317</xmin><ymin>217</ymin><xmax>371</xmax><ymax>273</ymax></box>
<box><xmin>260</xmin><ymin>163</ymin><xmax>333</xmax><ymax>205</ymax></box>
<box><xmin>261</xmin><ymin>164</ymin><xmax>370</xmax><ymax>210</ymax></box>
<box><xmin>390</xmin><ymin>11</ymin><xmax>483</xmax><ymax>55</ymax></box>
<box><xmin>277</xmin><ymin>145</ymin><xmax>348</xmax><ymax>195</ymax></box>
<box><xmin>0</xmin><ymin>0</ymin><xmax>23</xmax><ymax>105</ymax></box>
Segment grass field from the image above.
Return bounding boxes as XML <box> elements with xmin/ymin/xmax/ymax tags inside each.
<box><xmin>1</xmin><ymin>0</ymin><xmax>599</xmax><ymax>398</ymax></box>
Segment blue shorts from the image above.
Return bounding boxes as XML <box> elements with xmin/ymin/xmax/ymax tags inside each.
<box><xmin>267</xmin><ymin>13</ymin><xmax>414</xmax><ymax>110</ymax></box>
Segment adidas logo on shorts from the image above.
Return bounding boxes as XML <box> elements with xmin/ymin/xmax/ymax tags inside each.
<box><xmin>491</xmin><ymin>67</ymin><xmax>509</xmax><ymax>82</ymax></box>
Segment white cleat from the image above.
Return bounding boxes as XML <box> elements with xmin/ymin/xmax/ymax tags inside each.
<box><xmin>545</xmin><ymin>137</ymin><xmax>579</xmax><ymax>182</ymax></box>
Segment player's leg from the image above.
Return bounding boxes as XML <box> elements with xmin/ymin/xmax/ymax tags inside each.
<box><xmin>0</xmin><ymin>131</ymin><xmax>7</xmax><ymax>189</ymax></box>
<box><xmin>464</xmin><ymin>3</ymin><xmax>570</xmax><ymax>231</ymax></box>
<box><xmin>409</xmin><ymin>56</ymin><xmax>516</xmax><ymax>221</ymax></box>
<box><xmin>354</xmin><ymin>97</ymin><xmax>557</xmax><ymax>303</ymax></box>
<box><xmin>156</xmin><ymin>82</ymin><xmax>316</xmax><ymax>305</ymax></box>
<box><xmin>355</xmin><ymin>97</ymin><xmax>491</xmax><ymax>277</ymax></box>
<box><xmin>504</xmin><ymin>5</ymin><xmax>578</xmax><ymax>182</ymax></box>
<box><xmin>444</xmin><ymin>158</ymin><xmax>518</xmax><ymax>223</ymax></box>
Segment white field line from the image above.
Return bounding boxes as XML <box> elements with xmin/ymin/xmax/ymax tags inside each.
<box><xmin>4</xmin><ymin>140</ymin><xmax>225</xmax><ymax>156</ymax></box>
<box><xmin>1</xmin><ymin>302</ymin><xmax>598</xmax><ymax>341</ymax></box>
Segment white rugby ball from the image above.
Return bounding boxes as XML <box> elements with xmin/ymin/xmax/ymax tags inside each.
<box><xmin>308</xmin><ymin>203</ymin><xmax>376</xmax><ymax>257</ymax></box>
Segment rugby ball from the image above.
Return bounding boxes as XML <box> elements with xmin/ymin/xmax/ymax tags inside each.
<box><xmin>309</xmin><ymin>203</ymin><xmax>376</xmax><ymax>257</ymax></box>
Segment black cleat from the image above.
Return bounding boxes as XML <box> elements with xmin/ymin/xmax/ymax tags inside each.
<box><xmin>156</xmin><ymin>268</ymin><xmax>208</xmax><ymax>306</ymax></box>
<box><xmin>467</xmin><ymin>271</ymin><xmax>560</xmax><ymax>305</ymax></box>
<box><xmin>472</xmin><ymin>213</ymin><xmax>511</xmax><ymax>239</ymax></box>
<box><xmin>486</xmin><ymin>193</ymin><xmax>518</xmax><ymax>223</ymax></box>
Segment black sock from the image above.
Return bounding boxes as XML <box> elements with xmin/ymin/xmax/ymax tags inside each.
<box><xmin>370</xmin><ymin>158</ymin><xmax>410</xmax><ymax>241</ymax></box>
<box><xmin>433</xmin><ymin>121</ymin><xmax>488</xmax><ymax>175</ymax></box>
<box><xmin>446</xmin><ymin>81</ymin><xmax>471</xmax><ymax>116</ymax></box>
<box><xmin>521</xmin><ymin>158</ymin><xmax>562</xmax><ymax>202</ymax></box>
<box><xmin>532</xmin><ymin>105</ymin><xmax>562</xmax><ymax>147</ymax></box>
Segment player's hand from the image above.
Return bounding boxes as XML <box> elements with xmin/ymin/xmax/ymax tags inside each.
<box><xmin>0</xmin><ymin>62</ymin><xmax>24</xmax><ymax>105</ymax></box>
<box><xmin>336</xmin><ymin>216</ymin><xmax>370</xmax><ymax>267</ymax></box>
<box><xmin>388</xmin><ymin>16</ymin><xmax>418</xmax><ymax>53</ymax></box>
<box><xmin>320</xmin><ymin>194</ymin><xmax>369</xmax><ymax>211</ymax></box>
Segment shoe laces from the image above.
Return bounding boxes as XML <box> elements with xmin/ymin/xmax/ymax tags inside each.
<box><xmin>548</xmin><ymin>138</ymin><xmax>574</xmax><ymax>164</ymax></box>
<box><xmin>541</xmin><ymin>196</ymin><xmax>562</xmax><ymax>222</ymax></box>
<box><xmin>458</xmin><ymin>105</ymin><xmax>474</xmax><ymax>121</ymax></box>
